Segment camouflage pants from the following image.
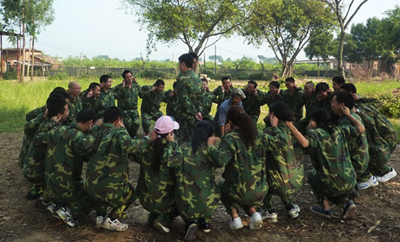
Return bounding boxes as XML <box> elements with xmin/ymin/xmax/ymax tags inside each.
<box><xmin>23</xmin><ymin>158</ymin><xmax>46</xmax><ymax>194</ymax></box>
<box><xmin>307</xmin><ymin>169</ymin><xmax>357</xmax><ymax>205</ymax></box>
<box><xmin>148</xmin><ymin>211</ymin><xmax>177</xmax><ymax>228</ymax></box>
<box><xmin>368</xmin><ymin>147</ymin><xmax>392</xmax><ymax>176</ymax></box>
<box><xmin>217</xmin><ymin>180</ymin><xmax>257</xmax><ymax>216</ymax></box>
<box><xmin>18</xmin><ymin>134</ymin><xmax>31</xmax><ymax>168</ymax></box>
<box><xmin>176</xmin><ymin>116</ymin><xmax>198</xmax><ymax>145</ymax></box>
<box><xmin>92</xmin><ymin>183</ymin><xmax>136</xmax><ymax>220</ymax></box>
<box><xmin>141</xmin><ymin>111</ymin><xmax>163</xmax><ymax>133</ymax></box>
<box><xmin>123</xmin><ymin>109</ymin><xmax>140</xmax><ymax>137</ymax></box>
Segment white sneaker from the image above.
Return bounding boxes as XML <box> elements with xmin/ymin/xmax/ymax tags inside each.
<box><xmin>260</xmin><ymin>211</ymin><xmax>278</xmax><ymax>222</ymax></box>
<box><xmin>376</xmin><ymin>169</ymin><xmax>397</xmax><ymax>183</ymax></box>
<box><xmin>55</xmin><ymin>207</ymin><xmax>76</xmax><ymax>227</ymax></box>
<box><xmin>288</xmin><ymin>204</ymin><xmax>301</xmax><ymax>219</ymax></box>
<box><xmin>229</xmin><ymin>217</ymin><xmax>243</xmax><ymax>230</ymax></box>
<box><xmin>46</xmin><ymin>203</ymin><xmax>59</xmax><ymax>219</ymax></box>
<box><xmin>95</xmin><ymin>216</ymin><xmax>106</xmax><ymax>228</ymax></box>
<box><xmin>249</xmin><ymin>213</ymin><xmax>263</xmax><ymax>230</ymax></box>
<box><xmin>357</xmin><ymin>176</ymin><xmax>379</xmax><ymax>189</ymax></box>
<box><xmin>154</xmin><ymin>221</ymin><xmax>170</xmax><ymax>233</ymax></box>
<box><xmin>101</xmin><ymin>217</ymin><xmax>129</xmax><ymax>231</ymax></box>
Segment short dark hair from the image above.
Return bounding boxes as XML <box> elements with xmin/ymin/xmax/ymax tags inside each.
<box><xmin>100</xmin><ymin>75</ymin><xmax>112</xmax><ymax>84</ymax></box>
<box><xmin>188</xmin><ymin>52</ymin><xmax>198</xmax><ymax>60</ymax></box>
<box><xmin>173</xmin><ymin>81</ymin><xmax>177</xmax><ymax>89</ymax></box>
<box><xmin>122</xmin><ymin>70</ymin><xmax>132</xmax><ymax>79</ymax></box>
<box><xmin>269</xmin><ymin>81</ymin><xmax>280</xmax><ymax>89</ymax></box>
<box><xmin>332</xmin><ymin>76</ymin><xmax>345</xmax><ymax>85</ymax></box>
<box><xmin>76</xmin><ymin>108</ymin><xmax>98</xmax><ymax>123</ymax></box>
<box><xmin>315</xmin><ymin>82</ymin><xmax>330</xmax><ymax>93</ymax></box>
<box><xmin>340</xmin><ymin>83</ymin><xmax>357</xmax><ymax>94</ymax></box>
<box><xmin>285</xmin><ymin>77</ymin><xmax>295</xmax><ymax>83</ymax></box>
<box><xmin>305</xmin><ymin>81</ymin><xmax>314</xmax><ymax>88</ymax></box>
<box><xmin>47</xmin><ymin>93</ymin><xmax>68</xmax><ymax>118</ymax></box>
<box><xmin>221</xmin><ymin>76</ymin><xmax>231</xmax><ymax>83</ymax></box>
<box><xmin>49</xmin><ymin>87</ymin><xmax>66</xmax><ymax>97</ymax></box>
<box><xmin>89</xmin><ymin>82</ymin><xmax>101</xmax><ymax>91</ymax></box>
<box><xmin>178</xmin><ymin>54</ymin><xmax>193</xmax><ymax>68</ymax></box>
<box><xmin>269</xmin><ymin>101</ymin><xmax>294</xmax><ymax>122</ymax></box>
<box><xmin>334</xmin><ymin>91</ymin><xmax>355</xmax><ymax>109</ymax></box>
<box><xmin>103</xmin><ymin>107</ymin><xmax>124</xmax><ymax>123</ymax></box>
<box><xmin>201</xmin><ymin>77</ymin><xmax>208</xmax><ymax>83</ymax></box>
<box><xmin>248</xmin><ymin>80</ymin><xmax>258</xmax><ymax>89</ymax></box>
<box><xmin>154</xmin><ymin>79</ymin><xmax>165</xmax><ymax>87</ymax></box>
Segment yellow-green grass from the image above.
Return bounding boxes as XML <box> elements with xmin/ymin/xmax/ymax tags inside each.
<box><xmin>1</xmin><ymin>78</ymin><xmax>400</xmax><ymax>143</ymax></box>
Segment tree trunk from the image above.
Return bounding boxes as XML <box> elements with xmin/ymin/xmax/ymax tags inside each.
<box><xmin>21</xmin><ymin>23</ymin><xmax>26</xmax><ymax>82</ymax></box>
<box><xmin>337</xmin><ymin>29</ymin><xmax>345</xmax><ymax>77</ymax></box>
<box><xmin>317</xmin><ymin>57</ymin><xmax>320</xmax><ymax>78</ymax></box>
<box><xmin>30</xmin><ymin>37</ymin><xmax>35</xmax><ymax>81</ymax></box>
<box><xmin>26</xmin><ymin>37</ymin><xmax>32</xmax><ymax>78</ymax></box>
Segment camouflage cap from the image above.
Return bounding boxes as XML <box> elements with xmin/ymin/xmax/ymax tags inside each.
<box><xmin>231</xmin><ymin>88</ymin><xmax>246</xmax><ymax>99</ymax></box>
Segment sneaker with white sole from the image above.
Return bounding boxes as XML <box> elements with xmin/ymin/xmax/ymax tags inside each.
<box><xmin>55</xmin><ymin>207</ymin><xmax>76</xmax><ymax>227</ymax></box>
<box><xmin>260</xmin><ymin>211</ymin><xmax>278</xmax><ymax>222</ymax></box>
<box><xmin>249</xmin><ymin>213</ymin><xmax>263</xmax><ymax>230</ymax></box>
<box><xmin>96</xmin><ymin>216</ymin><xmax>106</xmax><ymax>228</ymax></box>
<box><xmin>357</xmin><ymin>176</ymin><xmax>379</xmax><ymax>190</ymax></box>
<box><xmin>46</xmin><ymin>203</ymin><xmax>58</xmax><ymax>219</ymax></box>
<box><xmin>376</xmin><ymin>168</ymin><xmax>397</xmax><ymax>183</ymax></box>
<box><xmin>184</xmin><ymin>223</ymin><xmax>198</xmax><ymax>241</ymax></box>
<box><xmin>229</xmin><ymin>217</ymin><xmax>243</xmax><ymax>230</ymax></box>
<box><xmin>101</xmin><ymin>217</ymin><xmax>129</xmax><ymax>231</ymax></box>
<box><xmin>288</xmin><ymin>204</ymin><xmax>301</xmax><ymax>219</ymax></box>
<box><xmin>342</xmin><ymin>200</ymin><xmax>356</xmax><ymax>219</ymax></box>
<box><xmin>154</xmin><ymin>221</ymin><xmax>170</xmax><ymax>233</ymax></box>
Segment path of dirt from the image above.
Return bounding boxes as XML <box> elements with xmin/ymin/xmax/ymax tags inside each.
<box><xmin>1</xmin><ymin>132</ymin><xmax>400</xmax><ymax>242</ymax></box>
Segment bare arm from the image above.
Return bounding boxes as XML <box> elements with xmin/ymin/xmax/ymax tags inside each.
<box><xmin>286</xmin><ymin>121</ymin><xmax>309</xmax><ymax>148</ymax></box>
<box><xmin>343</xmin><ymin>106</ymin><xmax>365</xmax><ymax>133</ymax></box>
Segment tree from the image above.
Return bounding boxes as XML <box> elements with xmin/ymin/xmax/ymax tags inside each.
<box><xmin>122</xmin><ymin>0</ymin><xmax>253</xmax><ymax>55</ymax></box>
<box><xmin>304</xmin><ymin>31</ymin><xmax>335</xmax><ymax>77</ymax></box>
<box><xmin>242</xmin><ymin>0</ymin><xmax>334</xmax><ymax>78</ymax></box>
<box><xmin>323</xmin><ymin>0</ymin><xmax>369</xmax><ymax>77</ymax></box>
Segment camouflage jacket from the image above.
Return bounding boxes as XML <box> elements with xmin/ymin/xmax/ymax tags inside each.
<box><xmin>82</xmin><ymin>88</ymin><xmax>115</xmax><ymax>117</ymax></box>
<box><xmin>337</xmin><ymin>113</ymin><xmax>369</xmax><ymax>174</ymax></box>
<box><xmin>281</xmin><ymin>88</ymin><xmax>305</xmax><ymax>120</ymax></box>
<box><xmin>84</xmin><ymin>123</ymin><xmax>151</xmax><ymax>199</ymax></box>
<box><xmin>114</xmin><ymin>82</ymin><xmax>142</xmax><ymax>110</ymax></box>
<box><xmin>38</xmin><ymin>122</ymin><xmax>100</xmax><ymax>200</ymax></box>
<box><xmin>305</xmin><ymin>126</ymin><xmax>357</xmax><ymax>197</ymax></box>
<box><xmin>67</xmin><ymin>97</ymin><xmax>83</xmax><ymax>123</ymax></box>
<box><xmin>212</xmin><ymin>86</ymin><xmax>233</xmax><ymax>107</ymax></box>
<box><xmin>134</xmin><ymin>139</ymin><xmax>182</xmax><ymax>214</ymax></box>
<box><xmin>304</xmin><ymin>92</ymin><xmax>319</xmax><ymax>118</ymax></box>
<box><xmin>242</xmin><ymin>89</ymin><xmax>267</xmax><ymax>118</ymax></box>
<box><xmin>264</xmin><ymin>121</ymin><xmax>304</xmax><ymax>195</ymax></box>
<box><xmin>202</xmin><ymin>90</ymin><xmax>214</xmax><ymax>120</ymax></box>
<box><xmin>262</xmin><ymin>91</ymin><xmax>283</xmax><ymax>108</ymax></box>
<box><xmin>176</xmin><ymin>70</ymin><xmax>203</xmax><ymax>117</ymax></box>
<box><xmin>173</xmin><ymin>143</ymin><xmax>220</xmax><ymax>220</ymax></box>
<box><xmin>139</xmin><ymin>85</ymin><xmax>167</xmax><ymax>115</ymax></box>
<box><xmin>164</xmin><ymin>90</ymin><xmax>179</xmax><ymax>118</ymax></box>
<box><xmin>207</xmin><ymin>129</ymin><xmax>288</xmax><ymax>205</ymax></box>
<box><xmin>26</xmin><ymin>105</ymin><xmax>46</xmax><ymax>121</ymax></box>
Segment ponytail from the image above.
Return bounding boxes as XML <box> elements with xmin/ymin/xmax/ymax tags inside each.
<box><xmin>226</xmin><ymin>106</ymin><xmax>256</xmax><ymax>149</ymax></box>
<box><xmin>151</xmin><ymin>133</ymin><xmax>168</xmax><ymax>173</ymax></box>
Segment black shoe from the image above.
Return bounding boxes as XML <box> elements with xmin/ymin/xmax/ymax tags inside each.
<box><xmin>198</xmin><ymin>218</ymin><xmax>211</xmax><ymax>233</ymax></box>
<box><xmin>184</xmin><ymin>223</ymin><xmax>198</xmax><ymax>241</ymax></box>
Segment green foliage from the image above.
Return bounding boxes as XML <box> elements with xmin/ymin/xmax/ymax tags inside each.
<box><xmin>379</xmin><ymin>95</ymin><xmax>400</xmax><ymax>118</ymax></box>
<box><xmin>3</xmin><ymin>70</ymin><xmax>18</xmax><ymax>80</ymax></box>
<box><xmin>304</xmin><ymin>31</ymin><xmax>335</xmax><ymax>61</ymax></box>
<box><xmin>122</xmin><ymin>0</ymin><xmax>253</xmax><ymax>55</ymax></box>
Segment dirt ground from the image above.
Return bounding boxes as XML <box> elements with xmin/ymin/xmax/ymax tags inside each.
<box><xmin>1</xmin><ymin>132</ymin><xmax>400</xmax><ymax>242</ymax></box>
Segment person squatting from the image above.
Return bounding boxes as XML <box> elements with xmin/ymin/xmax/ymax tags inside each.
<box><xmin>19</xmin><ymin>53</ymin><xmax>397</xmax><ymax>241</ymax></box>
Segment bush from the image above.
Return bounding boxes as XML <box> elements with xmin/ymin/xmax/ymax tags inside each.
<box><xmin>48</xmin><ymin>72</ymin><xmax>69</xmax><ymax>80</ymax></box>
<box><xmin>3</xmin><ymin>70</ymin><xmax>18</xmax><ymax>80</ymax></box>
<box><xmin>379</xmin><ymin>95</ymin><xmax>400</xmax><ymax>118</ymax></box>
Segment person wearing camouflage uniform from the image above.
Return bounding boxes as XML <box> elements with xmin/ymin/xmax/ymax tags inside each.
<box><xmin>173</xmin><ymin>121</ymin><xmax>219</xmax><ymax>238</ymax></box>
<box><xmin>139</xmin><ymin>79</ymin><xmax>167</xmax><ymax>135</ymax></box>
<box><xmin>281</xmin><ymin>77</ymin><xmax>304</xmax><ymax>124</ymax></box>
<box><xmin>340</xmin><ymin>83</ymin><xmax>398</xmax><ymax>183</ymax></box>
<box><xmin>164</xmin><ymin>81</ymin><xmax>179</xmax><ymax>120</ymax></box>
<box><xmin>82</xmin><ymin>75</ymin><xmax>115</xmax><ymax>118</ymax></box>
<box><xmin>175</xmin><ymin>54</ymin><xmax>203</xmax><ymax>144</ymax></box>
<box><xmin>23</xmin><ymin>94</ymin><xmax>69</xmax><ymax>200</ymax></box>
<box><xmin>262</xmin><ymin>102</ymin><xmax>304</xmax><ymax>222</ymax></box>
<box><xmin>296</xmin><ymin>81</ymin><xmax>318</xmax><ymax>134</ymax></box>
<box><xmin>66</xmin><ymin>81</ymin><xmax>82</xmax><ymax>124</ymax></box>
<box><xmin>207</xmin><ymin>106</ymin><xmax>288</xmax><ymax>230</ymax></box>
<box><xmin>287</xmin><ymin>108</ymin><xmax>360</xmax><ymax>219</ymax></box>
<box><xmin>114</xmin><ymin>70</ymin><xmax>142</xmax><ymax>137</ymax></box>
<box><xmin>201</xmin><ymin>77</ymin><xmax>215</xmax><ymax>122</ymax></box>
<box><xmin>212</xmin><ymin>76</ymin><xmax>233</xmax><ymax>108</ymax></box>
<box><xmin>332</xmin><ymin>92</ymin><xmax>373</xmax><ymax>189</ymax></box>
<box><xmin>36</xmin><ymin>109</ymin><xmax>101</xmax><ymax>226</ymax></box>
<box><xmin>242</xmin><ymin>80</ymin><xmax>267</xmax><ymax>125</ymax></box>
<box><xmin>134</xmin><ymin>116</ymin><xmax>181</xmax><ymax>234</ymax></box>
<box><xmin>84</xmin><ymin>107</ymin><xmax>151</xmax><ymax>231</ymax></box>
<box><xmin>262</xmin><ymin>81</ymin><xmax>283</xmax><ymax>108</ymax></box>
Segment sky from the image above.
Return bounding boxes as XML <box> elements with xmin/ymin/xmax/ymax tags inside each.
<box><xmin>3</xmin><ymin>0</ymin><xmax>400</xmax><ymax>61</ymax></box>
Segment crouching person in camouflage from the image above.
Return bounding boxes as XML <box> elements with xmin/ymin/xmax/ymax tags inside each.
<box><xmin>207</xmin><ymin>106</ymin><xmax>288</xmax><ymax>231</ymax></box>
<box><xmin>174</xmin><ymin>121</ymin><xmax>220</xmax><ymax>241</ymax></box>
<box><xmin>85</xmin><ymin>107</ymin><xmax>153</xmax><ymax>231</ymax></box>
<box><xmin>287</xmin><ymin>108</ymin><xmax>362</xmax><ymax>219</ymax></box>
<box><xmin>36</xmin><ymin>109</ymin><xmax>102</xmax><ymax>227</ymax></box>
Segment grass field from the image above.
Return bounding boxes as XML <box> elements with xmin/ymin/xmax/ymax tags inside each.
<box><xmin>1</xmin><ymin>77</ymin><xmax>400</xmax><ymax>141</ymax></box>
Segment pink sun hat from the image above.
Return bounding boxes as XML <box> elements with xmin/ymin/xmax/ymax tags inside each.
<box><xmin>154</xmin><ymin>116</ymin><xmax>180</xmax><ymax>134</ymax></box>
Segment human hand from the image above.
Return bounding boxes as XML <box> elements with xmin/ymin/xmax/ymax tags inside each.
<box><xmin>95</xmin><ymin>119</ymin><xmax>103</xmax><ymax>126</ymax></box>
<box><xmin>207</xmin><ymin>136</ymin><xmax>216</xmax><ymax>146</ymax></box>
<box><xmin>351</xmin><ymin>93</ymin><xmax>359</xmax><ymax>101</ymax></box>
<box><xmin>51</xmin><ymin>115</ymin><xmax>62</xmax><ymax>123</ymax></box>
<box><xmin>196</xmin><ymin>112</ymin><xmax>203</xmax><ymax>121</ymax></box>
<box><xmin>270</xmin><ymin>113</ymin><xmax>278</xmax><ymax>127</ymax></box>
<box><xmin>87</xmin><ymin>90</ymin><xmax>93</xmax><ymax>98</ymax></box>
<box><xmin>114</xmin><ymin>120</ymin><xmax>125</xmax><ymax>128</ymax></box>
<box><xmin>43</xmin><ymin>109</ymin><xmax>48</xmax><ymax>119</ymax></box>
<box><xmin>342</xmin><ymin>106</ymin><xmax>350</xmax><ymax>116</ymax></box>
